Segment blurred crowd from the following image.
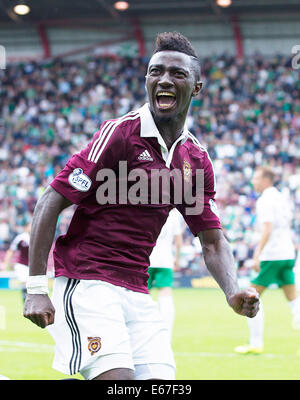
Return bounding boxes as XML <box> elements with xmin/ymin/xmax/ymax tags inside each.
<box><xmin>0</xmin><ymin>53</ymin><xmax>299</xmax><ymax>273</ymax></box>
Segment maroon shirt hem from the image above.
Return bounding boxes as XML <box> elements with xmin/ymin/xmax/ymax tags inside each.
<box><xmin>190</xmin><ymin>223</ymin><xmax>222</xmax><ymax>236</ymax></box>
<box><xmin>54</xmin><ymin>272</ymin><xmax>149</xmax><ymax>294</ymax></box>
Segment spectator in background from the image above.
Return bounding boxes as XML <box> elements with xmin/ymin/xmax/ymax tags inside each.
<box><xmin>235</xmin><ymin>166</ymin><xmax>300</xmax><ymax>355</ymax></box>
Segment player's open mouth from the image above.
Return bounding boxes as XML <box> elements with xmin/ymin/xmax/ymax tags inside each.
<box><xmin>156</xmin><ymin>91</ymin><xmax>176</xmax><ymax>110</ymax></box>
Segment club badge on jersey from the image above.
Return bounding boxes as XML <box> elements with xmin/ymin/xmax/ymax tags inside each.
<box><xmin>183</xmin><ymin>159</ymin><xmax>192</xmax><ymax>182</ymax></box>
<box><xmin>68</xmin><ymin>168</ymin><xmax>92</xmax><ymax>192</ymax></box>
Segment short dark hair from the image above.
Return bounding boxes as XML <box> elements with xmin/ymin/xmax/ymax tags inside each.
<box><xmin>153</xmin><ymin>31</ymin><xmax>201</xmax><ymax>81</ymax></box>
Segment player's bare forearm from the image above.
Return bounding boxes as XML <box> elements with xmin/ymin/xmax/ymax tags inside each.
<box><xmin>24</xmin><ymin>187</ymin><xmax>72</xmax><ymax>328</ymax></box>
<box><xmin>198</xmin><ymin>229</ymin><xmax>239</xmax><ymax>301</ymax></box>
<box><xmin>197</xmin><ymin>229</ymin><xmax>260</xmax><ymax>317</ymax></box>
<box><xmin>29</xmin><ymin>186</ymin><xmax>72</xmax><ymax>276</ymax></box>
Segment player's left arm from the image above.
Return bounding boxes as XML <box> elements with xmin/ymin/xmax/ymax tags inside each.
<box><xmin>198</xmin><ymin>228</ymin><xmax>259</xmax><ymax>318</ymax></box>
<box><xmin>253</xmin><ymin>221</ymin><xmax>272</xmax><ymax>271</ymax></box>
<box><xmin>174</xmin><ymin>233</ymin><xmax>183</xmax><ymax>270</ymax></box>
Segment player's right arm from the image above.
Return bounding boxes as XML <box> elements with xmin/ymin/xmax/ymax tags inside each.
<box><xmin>23</xmin><ymin>186</ymin><xmax>72</xmax><ymax>328</ymax></box>
<box><xmin>24</xmin><ymin>119</ymin><xmax>127</xmax><ymax>328</ymax></box>
<box><xmin>1</xmin><ymin>249</ymin><xmax>13</xmax><ymax>271</ymax></box>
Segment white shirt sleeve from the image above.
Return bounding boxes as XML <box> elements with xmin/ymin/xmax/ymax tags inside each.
<box><xmin>9</xmin><ymin>234</ymin><xmax>21</xmax><ymax>252</ymax></box>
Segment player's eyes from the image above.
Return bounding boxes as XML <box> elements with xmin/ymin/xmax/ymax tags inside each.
<box><xmin>149</xmin><ymin>68</ymin><xmax>161</xmax><ymax>75</ymax></box>
<box><xmin>174</xmin><ymin>70</ymin><xmax>186</xmax><ymax>78</ymax></box>
<box><xmin>148</xmin><ymin>68</ymin><xmax>187</xmax><ymax>78</ymax></box>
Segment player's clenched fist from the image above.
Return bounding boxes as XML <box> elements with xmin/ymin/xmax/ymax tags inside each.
<box><xmin>227</xmin><ymin>287</ymin><xmax>260</xmax><ymax>318</ymax></box>
<box><xmin>23</xmin><ymin>294</ymin><xmax>55</xmax><ymax>328</ymax></box>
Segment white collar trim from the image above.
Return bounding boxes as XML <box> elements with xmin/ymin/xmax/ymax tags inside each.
<box><xmin>138</xmin><ymin>103</ymin><xmax>189</xmax><ymax>150</ymax></box>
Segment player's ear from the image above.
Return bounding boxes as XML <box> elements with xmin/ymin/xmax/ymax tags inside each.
<box><xmin>192</xmin><ymin>81</ymin><xmax>202</xmax><ymax>97</ymax></box>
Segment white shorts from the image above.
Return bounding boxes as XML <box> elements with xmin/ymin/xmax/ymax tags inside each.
<box><xmin>14</xmin><ymin>263</ymin><xmax>29</xmax><ymax>284</ymax></box>
<box><xmin>47</xmin><ymin>277</ymin><xmax>176</xmax><ymax>380</ymax></box>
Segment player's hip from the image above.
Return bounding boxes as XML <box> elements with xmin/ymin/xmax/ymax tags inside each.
<box><xmin>47</xmin><ymin>277</ymin><xmax>175</xmax><ymax>377</ymax></box>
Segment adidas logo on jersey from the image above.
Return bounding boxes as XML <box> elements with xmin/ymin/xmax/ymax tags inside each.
<box><xmin>138</xmin><ymin>150</ymin><xmax>153</xmax><ymax>161</ymax></box>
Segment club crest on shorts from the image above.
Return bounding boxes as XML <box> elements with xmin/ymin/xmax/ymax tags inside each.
<box><xmin>87</xmin><ymin>336</ymin><xmax>102</xmax><ymax>356</ymax></box>
<box><xmin>183</xmin><ymin>159</ymin><xmax>192</xmax><ymax>182</ymax></box>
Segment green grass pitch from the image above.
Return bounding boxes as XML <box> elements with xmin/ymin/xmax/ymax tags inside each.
<box><xmin>0</xmin><ymin>287</ymin><xmax>300</xmax><ymax>380</ymax></box>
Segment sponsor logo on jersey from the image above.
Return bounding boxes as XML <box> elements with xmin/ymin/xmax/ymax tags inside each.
<box><xmin>68</xmin><ymin>168</ymin><xmax>92</xmax><ymax>192</ymax></box>
<box><xmin>87</xmin><ymin>336</ymin><xmax>102</xmax><ymax>356</ymax></box>
<box><xmin>137</xmin><ymin>149</ymin><xmax>153</xmax><ymax>161</ymax></box>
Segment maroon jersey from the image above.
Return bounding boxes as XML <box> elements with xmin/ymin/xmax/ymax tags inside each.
<box><xmin>10</xmin><ymin>232</ymin><xmax>30</xmax><ymax>266</ymax></box>
<box><xmin>50</xmin><ymin>104</ymin><xmax>221</xmax><ymax>293</ymax></box>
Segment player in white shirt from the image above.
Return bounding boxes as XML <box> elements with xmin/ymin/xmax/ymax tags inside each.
<box><xmin>148</xmin><ymin>209</ymin><xmax>184</xmax><ymax>342</ymax></box>
<box><xmin>2</xmin><ymin>223</ymin><xmax>31</xmax><ymax>302</ymax></box>
<box><xmin>235</xmin><ymin>166</ymin><xmax>300</xmax><ymax>354</ymax></box>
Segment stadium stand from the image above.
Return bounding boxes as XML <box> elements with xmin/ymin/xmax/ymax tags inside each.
<box><xmin>0</xmin><ymin>53</ymin><xmax>299</xmax><ymax>272</ymax></box>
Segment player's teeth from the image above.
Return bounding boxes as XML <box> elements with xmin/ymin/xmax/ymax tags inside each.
<box><xmin>157</xmin><ymin>92</ymin><xmax>175</xmax><ymax>97</ymax></box>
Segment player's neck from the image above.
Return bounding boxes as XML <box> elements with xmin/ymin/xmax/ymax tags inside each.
<box><xmin>262</xmin><ymin>184</ymin><xmax>273</xmax><ymax>193</ymax></box>
<box><xmin>154</xmin><ymin>116</ymin><xmax>186</xmax><ymax>150</ymax></box>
